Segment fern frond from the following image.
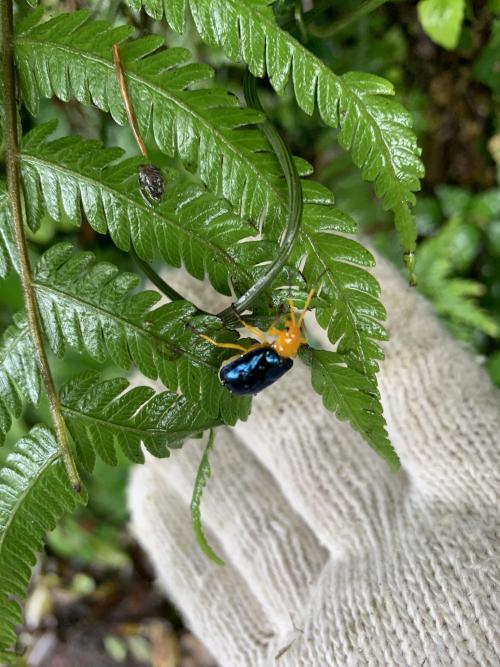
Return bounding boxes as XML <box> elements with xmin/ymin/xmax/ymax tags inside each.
<box><xmin>0</xmin><ymin>183</ymin><xmax>17</xmax><ymax>279</ymax></box>
<box><xmin>19</xmin><ymin>123</ymin><xmax>387</xmax><ymax>376</ymax></box>
<box><xmin>60</xmin><ymin>371</ymin><xmax>218</xmax><ymax>472</ymax></box>
<box><xmin>31</xmin><ymin>243</ymin><xmax>251</xmax><ymax>425</ymax></box>
<box><xmin>14</xmin><ymin>15</ymin><xmax>389</xmax><ymax>372</ymax></box>
<box><xmin>131</xmin><ymin>0</ymin><xmax>424</xmax><ymax>252</ymax></box>
<box><xmin>305</xmin><ymin>349</ymin><xmax>399</xmax><ymax>470</ymax></box>
<box><xmin>0</xmin><ymin>425</ymin><xmax>85</xmax><ymax>661</ymax></box>
<box><xmin>0</xmin><ymin>314</ymin><xmax>38</xmax><ymax>445</ymax></box>
<box><xmin>14</xmin><ymin>11</ymin><xmax>303</xmax><ymax>236</ymax></box>
<box><xmin>0</xmin><ymin>244</ymin><xmax>250</xmax><ymax>444</ymax></box>
<box><xmin>19</xmin><ymin>123</ymin><xmax>292</xmax><ymax>299</ymax></box>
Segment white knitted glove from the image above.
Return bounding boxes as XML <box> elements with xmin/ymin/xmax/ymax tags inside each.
<box><xmin>128</xmin><ymin>255</ymin><xmax>500</xmax><ymax>667</ymax></box>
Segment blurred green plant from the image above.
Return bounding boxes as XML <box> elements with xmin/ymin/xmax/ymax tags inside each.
<box><xmin>417</xmin><ymin>0</ymin><xmax>465</xmax><ymax>50</ymax></box>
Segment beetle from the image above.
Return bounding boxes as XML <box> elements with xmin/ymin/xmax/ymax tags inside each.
<box><xmin>201</xmin><ymin>289</ymin><xmax>315</xmax><ymax>395</ymax></box>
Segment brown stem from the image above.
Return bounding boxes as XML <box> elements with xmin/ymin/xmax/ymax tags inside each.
<box><xmin>1</xmin><ymin>0</ymin><xmax>81</xmax><ymax>491</ymax></box>
<box><xmin>113</xmin><ymin>43</ymin><xmax>148</xmax><ymax>158</ymax></box>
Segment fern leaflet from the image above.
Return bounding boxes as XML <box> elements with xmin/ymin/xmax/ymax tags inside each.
<box><xmin>295</xmin><ymin>195</ymin><xmax>387</xmax><ymax>375</ymax></box>
<box><xmin>131</xmin><ymin>0</ymin><xmax>424</xmax><ymax>252</ymax></box>
<box><xmin>20</xmin><ymin>122</ymin><xmax>294</xmax><ymax>299</ymax></box>
<box><xmin>0</xmin><ymin>243</ymin><xmax>251</xmax><ymax>443</ymax></box>
<box><xmin>32</xmin><ymin>243</ymin><xmax>252</xmax><ymax>425</ymax></box>
<box><xmin>0</xmin><ymin>184</ymin><xmax>17</xmax><ymax>279</ymax></box>
<box><xmin>0</xmin><ymin>314</ymin><xmax>38</xmax><ymax>445</ymax></box>
<box><xmin>0</xmin><ymin>425</ymin><xmax>86</xmax><ymax>661</ymax></box>
<box><xmin>14</xmin><ymin>11</ymin><xmax>306</xmax><ymax>236</ymax></box>
<box><xmin>304</xmin><ymin>348</ymin><xmax>399</xmax><ymax>469</ymax></box>
<box><xmin>60</xmin><ymin>371</ymin><xmax>218</xmax><ymax>472</ymax></box>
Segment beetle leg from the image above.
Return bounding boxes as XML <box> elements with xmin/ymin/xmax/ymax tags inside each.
<box><xmin>233</xmin><ymin>316</ymin><xmax>270</xmax><ymax>344</ymax></box>
<box><xmin>199</xmin><ymin>334</ymin><xmax>249</xmax><ymax>353</ymax></box>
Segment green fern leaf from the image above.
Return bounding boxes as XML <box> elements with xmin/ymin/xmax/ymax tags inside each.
<box><xmin>0</xmin><ymin>183</ymin><xmax>17</xmax><ymax>279</ymax></box>
<box><xmin>14</xmin><ymin>12</ymin><xmax>302</xmax><ymax>236</ymax></box>
<box><xmin>14</xmin><ymin>16</ymin><xmax>388</xmax><ymax>373</ymax></box>
<box><xmin>19</xmin><ymin>124</ymin><xmax>387</xmax><ymax>376</ymax></box>
<box><xmin>0</xmin><ymin>314</ymin><xmax>39</xmax><ymax>445</ymax></box>
<box><xmin>19</xmin><ymin>123</ymin><xmax>294</xmax><ymax>299</ymax></box>
<box><xmin>304</xmin><ymin>348</ymin><xmax>399</xmax><ymax>470</ymax></box>
<box><xmin>0</xmin><ymin>244</ymin><xmax>250</xmax><ymax>445</ymax></box>
<box><xmin>0</xmin><ymin>425</ymin><xmax>85</xmax><ymax>661</ymax></box>
<box><xmin>295</xmin><ymin>181</ymin><xmax>387</xmax><ymax>375</ymax></box>
<box><xmin>132</xmin><ymin>0</ymin><xmax>424</xmax><ymax>253</ymax></box>
<box><xmin>31</xmin><ymin>243</ymin><xmax>251</xmax><ymax>425</ymax></box>
<box><xmin>61</xmin><ymin>371</ymin><xmax>218</xmax><ymax>472</ymax></box>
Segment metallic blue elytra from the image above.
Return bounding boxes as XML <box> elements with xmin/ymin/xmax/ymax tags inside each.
<box><xmin>219</xmin><ymin>346</ymin><xmax>293</xmax><ymax>395</ymax></box>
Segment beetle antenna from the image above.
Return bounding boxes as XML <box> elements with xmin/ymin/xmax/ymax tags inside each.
<box><xmin>287</xmin><ymin>298</ymin><xmax>297</xmax><ymax>326</ymax></box>
<box><xmin>298</xmin><ymin>288</ymin><xmax>315</xmax><ymax>327</ymax></box>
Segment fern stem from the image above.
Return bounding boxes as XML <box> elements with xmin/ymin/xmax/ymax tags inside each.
<box><xmin>131</xmin><ymin>247</ymin><xmax>187</xmax><ymax>302</ymax></box>
<box><xmin>218</xmin><ymin>72</ymin><xmax>303</xmax><ymax>328</ymax></box>
<box><xmin>307</xmin><ymin>0</ymin><xmax>390</xmax><ymax>37</ymax></box>
<box><xmin>1</xmin><ymin>0</ymin><xmax>81</xmax><ymax>492</ymax></box>
<box><xmin>113</xmin><ymin>43</ymin><xmax>148</xmax><ymax>158</ymax></box>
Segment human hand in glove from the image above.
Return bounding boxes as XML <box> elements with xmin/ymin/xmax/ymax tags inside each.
<box><xmin>128</xmin><ymin>255</ymin><xmax>499</xmax><ymax>667</ymax></box>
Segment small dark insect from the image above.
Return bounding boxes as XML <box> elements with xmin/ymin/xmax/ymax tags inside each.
<box><xmin>220</xmin><ymin>347</ymin><xmax>293</xmax><ymax>395</ymax></box>
<box><xmin>138</xmin><ymin>164</ymin><xmax>164</xmax><ymax>203</ymax></box>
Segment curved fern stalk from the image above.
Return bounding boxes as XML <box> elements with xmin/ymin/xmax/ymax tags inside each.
<box><xmin>220</xmin><ymin>70</ymin><xmax>303</xmax><ymax>324</ymax></box>
<box><xmin>60</xmin><ymin>371</ymin><xmax>219</xmax><ymax>473</ymax></box>
<box><xmin>132</xmin><ymin>0</ymin><xmax>424</xmax><ymax>261</ymax></box>
<box><xmin>19</xmin><ymin>124</ymin><xmax>300</xmax><ymax>302</ymax></box>
<box><xmin>0</xmin><ymin>425</ymin><xmax>86</xmax><ymax>662</ymax></box>
<box><xmin>191</xmin><ymin>429</ymin><xmax>225</xmax><ymax>565</ymax></box>
<box><xmin>303</xmin><ymin>348</ymin><xmax>399</xmax><ymax>469</ymax></box>
<box><xmin>31</xmin><ymin>243</ymin><xmax>251</xmax><ymax>425</ymax></box>
<box><xmin>14</xmin><ymin>10</ymin><xmax>307</xmax><ymax>238</ymax></box>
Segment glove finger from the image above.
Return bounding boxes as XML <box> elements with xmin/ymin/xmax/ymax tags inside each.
<box><xmin>232</xmin><ymin>362</ymin><xmax>405</xmax><ymax>557</ymax></box>
<box><xmin>147</xmin><ymin>427</ymin><xmax>327</xmax><ymax>627</ymax></box>
<box><xmin>373</xmin><ymin>256</ymin><xmax>500</xmax><ymax>507</ymax></box>
<box><xmin>128</xmin><ymin>462</ymin><xmax>315</xmax><ymax>667</ymax></box>
<box><xmin>277</xmin><ymin>504</ymin><xmax>499</xmax><ymax>666</ymax></box>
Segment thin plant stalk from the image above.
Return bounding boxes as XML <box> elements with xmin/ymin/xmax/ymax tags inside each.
<box><xmin>307</xmin><ymin>0</ymin><xmax>390</xmax><ymax>38</ymax></box>
<box><xmin>130</xmin><ymin>248</ymin><xmax>186</xmax><ymax>303</ymax></box>
<box><xmin>112</xmin><ymin>43</ymin><xmax>148</xmax><ymax>158</ymax></box>
<box><xmin>1</xmin><ymin>0</ymin><xmax>81</xmax><ymax>491</ymax></box>
<box><xmin>113</xmin><ymin>43</ymin><xmax>191</xmax><ymax>300</ymax></box>
<box><xmin>218</xmin><ymin>72</ymin><xmax>303</xmax><ymax>328</ymax></box>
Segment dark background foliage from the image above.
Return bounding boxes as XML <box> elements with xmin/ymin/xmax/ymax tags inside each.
<box><xmin>1</xmin><ymin>0</ymin><xmax>498</xmax><ymax>665</ymax></box>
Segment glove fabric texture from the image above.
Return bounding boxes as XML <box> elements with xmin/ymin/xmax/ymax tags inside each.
<box><xmin>128</xmin><ymin>255</ymin><xmax>500</xmax><ymax>666</ymax></box>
